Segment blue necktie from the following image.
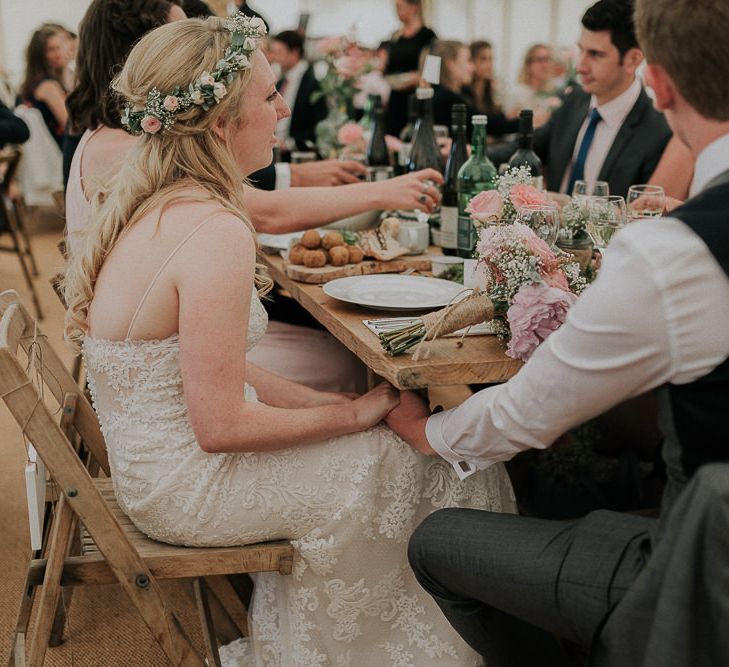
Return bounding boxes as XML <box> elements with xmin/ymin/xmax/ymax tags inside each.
<box><xmin>567</xmin><ymin>108</ymin><xmax>602</xmax><ymax>194</ymax></box>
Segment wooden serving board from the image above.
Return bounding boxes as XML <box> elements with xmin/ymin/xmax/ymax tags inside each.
<box><xmin>284</xmin><ymin>253</ymin><xmax>433</xmax><ymax>284</ymax></box>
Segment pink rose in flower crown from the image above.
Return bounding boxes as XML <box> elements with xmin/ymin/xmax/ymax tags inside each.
<box><xmin>506</xmin><ymin>284</ymin><xmax>577</xmax><ymax>361</ymax></box>
<box><xmin>162</xmin><ymin>95</ymin><xmax>179</xmax><ymax>112</ymax></box>
<box><xmin>337</xmin><ymin>122</ymin><xmax>365</xmax><ymax>146</ymax></box>
<box><xmin>213</xmin><ymin>82</ymin><xmax>227</xmax><ymax>100</ymax></box>
<box><xmin>510</xmin><ymin>184</ymin><xmax>551</xmax><ymax>210</ymax></box>
<box><xmin>140</xmin><ymin>115</ymin><xmax>162</xmax><ymax>134</ymax></box>
<box><xmin>466</xmin><ymin>190</ymin><xmax>504</xmax><ymax>224</ymax></box>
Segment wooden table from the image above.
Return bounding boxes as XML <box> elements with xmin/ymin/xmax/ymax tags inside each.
<box><xmin>261</xmin><ymin>253</ymin><xmax>523</xmax><ymax>389</ymax></box>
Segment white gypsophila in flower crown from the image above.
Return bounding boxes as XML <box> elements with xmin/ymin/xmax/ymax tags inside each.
<box><xmin>120</xmin><ymin>13</ymin><xmax>267</xmax><ymax>136</ymax></box>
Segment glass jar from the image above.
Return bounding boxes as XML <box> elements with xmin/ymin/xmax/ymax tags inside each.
<box><xmin>556</xmin><ymin>236</ymin><xmax>593</xmax><ymax>273</ymax></box>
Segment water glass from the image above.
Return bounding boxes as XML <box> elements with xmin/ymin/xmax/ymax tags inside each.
<box><xmin>626</xmin><ymin>184</ymin><xmax>665</xmax><ymax>221</ymax></box>
<box><xmin>516</xmin><ymin>203</ymin><xmax>561</xmax><ymax>247</ymax></box>
<box><xmin>586</xmin><ymin>195</ymin><xmax>627</xmax><ymax>249</ymax></box>
<box><xmin>572</xmin><ymin>179</ymin><xmax>609</xmax><ymax>198</ymax></box>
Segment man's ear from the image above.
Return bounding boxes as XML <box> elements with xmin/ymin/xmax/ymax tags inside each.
<box><xmin>623</xmin><ymin>47</ymin><xmax>644</xmax><ymax>75</ymax></box>
<box><xmin>212</xmin><ymin>116</ymin><xmax>226</xmax><ymax>142</ymax></box>
<box><xmin>644</xmin><ymin>63</ymin><xmax>675</xmax><ymax>112</ymax></box>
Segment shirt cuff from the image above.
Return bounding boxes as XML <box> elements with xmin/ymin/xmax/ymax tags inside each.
<box><xmin>274</xmin><ymin>163</ymin><xmax>291</xmax><ymax>190</ymax></box>
<box><xmin>425</xmin><ymin>411</ymin><xmax>478</xmax><ymax>480</ymax></box>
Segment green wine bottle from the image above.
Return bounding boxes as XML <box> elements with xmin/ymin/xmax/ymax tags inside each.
<box><xmin>456</xmin><ymin>115</ymin><xmax>497</xmax><ymax>258</ymax></box>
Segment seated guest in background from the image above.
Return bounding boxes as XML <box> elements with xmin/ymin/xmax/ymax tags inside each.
<box><xmin>229</xmin><ymin>0</ymin><xmax>269</xmax><ymax>32</ymax></box>
<box><xmin>388</xmin><ymin>0</ymin><xmax>729</xmax><ymax>662</ymax></box>
<box><xmin>462</xmin><ymin>40</ymin><xmax>520</xmax><ymax>139</ymax></box>
<box><xmin>383</xmin><ymin>0</ymin><xmax>437</xmax><ymax>136</ymax></box>
<box><xmin>42</xmin><ymin>23</ymin><xmax>78</xmax><ymax>92</ymax></box>
<box><xmin>0</xmin><ymin>102</ymin><xmax>29</xmax><ymax>149</ymax></box>
<box><xmin>490</xmin><ymin>0</ymin><xmax>671</xmax><ymax>198</ymax></box>
<box><xmin>20</xmin><ymin>25</ymin><xmax>70</xmax><ymax>149</ymax></box>
<box><xmin>505</xmin><ymin>43</ymin><xmax>558</xmax><ymax>118</ymax></box>
<box><xmin>268</xmin><ymin>30</ymin><xmax>327</xmax><ymax>152</ymax></box>
<box><xmin>430</xmin><ymin>40</ymin><xmax>473</xmax><ymax>130</ymax></box>
<box><xmin>181</xmin><ymin>0</ymin><xmax>214</xmax><ymax>19</ymax></box>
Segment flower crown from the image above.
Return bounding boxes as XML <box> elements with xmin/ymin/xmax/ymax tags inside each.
<box><xmin>121</xmin><ymin>13</ymin><xmax>267</xmax><ymax>136</ymax></box>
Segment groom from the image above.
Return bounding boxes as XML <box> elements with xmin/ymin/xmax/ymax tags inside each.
<box><xmin>385</xmin><ymin>0</ymin><xmax>729</xmax><ymax>663</ymax></box>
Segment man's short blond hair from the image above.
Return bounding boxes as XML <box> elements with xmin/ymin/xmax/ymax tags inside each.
<box><xmin>635</xmin><ymin>0</ymin><xmax>729</xmax><ymax>121</ymax></box>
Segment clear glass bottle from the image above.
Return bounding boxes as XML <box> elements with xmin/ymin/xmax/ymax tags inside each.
<box><xmin>457</xmin><ymin>115</ymin><xmax>497</xmax><ymax>258</ymax></box>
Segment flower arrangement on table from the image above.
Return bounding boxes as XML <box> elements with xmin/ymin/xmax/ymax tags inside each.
<box><xmin>379</xmin><ymin>166</ymin><xmax>588</xmax><ymax>361</ymax></box>
<box><xmin>313</xmin><ymin>36</ymin><xmax>371</xmax><ymax>158</ymax></box>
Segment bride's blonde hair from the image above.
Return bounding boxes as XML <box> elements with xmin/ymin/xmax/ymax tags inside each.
<box><xmin>64</xmin><ymin>17</ymin><xmax>272</xmax><ymax>349</ymax></box>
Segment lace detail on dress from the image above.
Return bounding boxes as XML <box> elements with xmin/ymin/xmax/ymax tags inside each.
<box><xmin>84</xmin><ymin>287</ymin><xmax>512</xmax><ymax>665</ymax></box>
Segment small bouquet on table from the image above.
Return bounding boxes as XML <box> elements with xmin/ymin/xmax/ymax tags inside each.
<box><xmin>379</xmin><ymin>167</ymin><xmax>589</xmax><ymax>361</ymax></box>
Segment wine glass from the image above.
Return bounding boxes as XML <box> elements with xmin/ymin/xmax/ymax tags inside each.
<box><xmin>586</xmin><ymin>195</ymin><xmax>627</xmax><ymax>249</ymax></box>
<box><xmin>572</xmin><ymin>179</ymin><xmax>609</xmax><ymax>198</ymax></box>
<box><xmin>626</xmin><ymin>184</ymin><xmax>665</xmax><ymax>222</ymax></box>
<box><xmin>516</xmin><ymin>203</ymin><xmax>561</xmax><ymax>248</ymax></box>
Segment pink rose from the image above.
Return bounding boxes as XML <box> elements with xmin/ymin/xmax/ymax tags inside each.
<box><xmin>199</xmin><ymin>71</ymin><xmax>215</xmax><ymax>87</ymax></box>
<box><xmin>506</xmin><ymin>284</ymin><xmax>577</xmax><ymax>361</ymax></box>
<box><xmin>140</xmin><ymin>115</ymin><xmax>162</xmax><ymax>134</ymax></box>
<box><xmin>318</xmin><ymin>36</ymin><xmax>343</xmax><ymax>55</ymax></box>
<box><xmin>512</xmin><ymin>223</ymin><xmax>559</xmax><ymax>273</ymax></box>
<box><xmin>510</xmin><ymin>184</ymin><xmax>550</xmax><ymax>211</ymax></box>
<box><xmin>337</xmin><ymin>122</ymin><xmax>364</xmax><ymax>145</ymax></box>
<box><xmin>162</xmin><ymin>96</ymin><xmax>179</xmax><ymax>112</ymax></box>
<box><xmin>543</xmin><ymin>268</ymin><xmax>570</xmax><ymax>291</ymax></box>
<box><xmin>466</xmin><ymin>190</ymin><xmax>504</xmax><ymax>224</ymax></box>
<box><xmin>213</xmin><ymin>82</ymin><xmax>227</xmax><ymax>99</ymax></box>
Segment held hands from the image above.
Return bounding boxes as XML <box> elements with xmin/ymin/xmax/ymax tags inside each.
<box><xmin>352</xmin><ymin>382</ymin><xmax>401</xmax><ymax>430</ymax></box>
<box><xmin>374</xmin><ymin>169</ymin><xmax>443</xmax><ymax>213</ymax></box>
<box><xmin>291</xmin><ymin>159</ymin><xmax>368</xmax><ymax>187</ymax></box>
<box><xmin>384</xmin><ymin>390</ymin><xmax>436</xmax><ymax>456</ymax></box>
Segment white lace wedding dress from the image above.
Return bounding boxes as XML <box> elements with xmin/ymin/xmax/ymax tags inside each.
<box><xmin>84</xmin><ymin>290</ymin><xmax>516</xmax><ymax>666</ymax></box>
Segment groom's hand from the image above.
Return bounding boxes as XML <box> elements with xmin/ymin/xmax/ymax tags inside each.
<box><xmin>385</xmin><ymin>391</ymin><xmax>436</xmax><ymax>456</ymax></box>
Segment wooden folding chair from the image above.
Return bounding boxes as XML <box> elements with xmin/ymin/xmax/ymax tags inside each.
<box><xmin>0</xmin><ymin>290</ymin><xmax>294</xmax><ymax>666</ymax></box>
<box><xmin>0</xmin><ymin>150</ymin><xmax>41</xmax><ymax>320</ymax></box>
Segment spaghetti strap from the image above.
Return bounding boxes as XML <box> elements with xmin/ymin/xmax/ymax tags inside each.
<box><xmin>125</xmin><ymin>218</ymin><xmax>213</xmax><ymax>340</ymax></box>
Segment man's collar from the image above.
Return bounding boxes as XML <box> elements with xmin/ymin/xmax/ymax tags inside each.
<box><xmin>690</xmin><ymin>133</ymin><xmax>729</xmax><ymax>196</ymax></box>
<box><xmin>589</xmin><ymin>77</ymin><xmax>642</xmax><ymax>128</ymax></box>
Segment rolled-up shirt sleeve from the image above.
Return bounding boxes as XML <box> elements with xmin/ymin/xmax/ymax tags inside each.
<box><xmin>426</xmin><ymin>219</ymin><xmax>729</xmax><ymax>478</ymax></box>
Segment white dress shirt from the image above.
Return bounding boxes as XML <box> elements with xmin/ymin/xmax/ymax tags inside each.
<box><xmin>428</xmin><ymin>132</ymin><xmax>729</xmax><ymax>479</ymax></box>
<box><xmin>276</xmin><ymin>59</ymin><xmax>309</xmax><ymax>149</ymax></box>
<box><xmin>559</xmin><ymin>77</ymin><xmax>643</xmax><ymax>193</ymax></box>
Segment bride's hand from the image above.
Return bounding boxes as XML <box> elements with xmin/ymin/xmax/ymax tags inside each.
<box><xmin>308</xmin><ymin>391</ymin><xmax>360</xmax><ymax>407</ymax></box>
<box><xmin>384</xmin><ymin>390</ymin><xmax>436</xmax><ymax>455</ymax></box>
<box><xmin>352</xmin><ymin>383</ymin><xmax>400</xmax><ymax>430</ymax></box>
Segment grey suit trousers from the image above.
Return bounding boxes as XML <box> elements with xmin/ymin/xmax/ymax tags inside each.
<box><xmin>408</xmin><ymin>507</ymin><xmax>654</xmax><ymax>665</ymax></box>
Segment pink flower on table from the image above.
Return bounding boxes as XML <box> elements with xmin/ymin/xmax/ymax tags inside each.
<box><xmin>162</xmin><ymin>95</ymin><xmax>179</xmax><ymax>112</ymax></box>
<box><xmin>510</xmin><ymin>184</ymin><xmax>550</xmax><ymax>210</ymax></box>
<box><xmin>543</xmin><ymin>268</ymin><xmax>570</xmax><ymax>291</ymax></box>
<box><xmin>506</xmin><ymin>284</ymin><xmax>577</xmax><ymax>361</ymax></box>
<box><xmin>466</xmin><ymin>190</ymin><xmax>504</xmax><ymax>224</ymax></box>
<box><xmin>317</xmin><ymin>36</ymin><xmax>343</xmax><ymax>55</ymax></box>
<box><xmin>335</xmin><ymin>53</ymin><xmax>365</xmax><ymax>79</ymax></box>
<box><xmin>511</xmin><ymin>223</ymin><xmax>559</xmax><ymax>273</ymax></box>
<box><xmin>337</xmin><ymin>122</ymin><xmax>364</xmax><ymax>145</ymax></box>
<box><xmin>140</xmin><ymin>115</ymin><xmax>162</xmax><ymax>134</ymax></box>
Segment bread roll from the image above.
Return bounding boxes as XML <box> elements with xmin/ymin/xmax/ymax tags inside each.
<box><xmin>303</xmin><ymin>249</ymin><xmax>327</xmax><ymax>268</ymax></box>
<box><xmin>289</xmin><ymin>244</ymin><xmax>307</xmax><ymax>265</ymax></box>
<box><xmin>301</xmin><ymin>230</ymin><xmax>321</xmax><ymax>249</ymax></box>
<box><xmin>347</xmin><ymin>245</ymin><xmax>365</xmax><ymax>263</ymax></box>
<box><xmin>329</xmin><ymin>245</ymin><xmax>349</xmax><ymax>266</ymax></box>
<box><xmin>321</xmin><ymin>231</ymin><xmax>345</xmax><ymax>250</ymax></box>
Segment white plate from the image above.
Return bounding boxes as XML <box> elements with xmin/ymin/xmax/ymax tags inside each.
<box><xmin>323</xmin><ymin>275</ymin><xmax>466</xmax><ymax>311</ymax></box>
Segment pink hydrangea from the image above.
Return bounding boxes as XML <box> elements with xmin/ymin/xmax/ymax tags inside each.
<box><xmin>140</xmin><ymin>115</ymin><xmax>162</xmax><ymax>134</ymax></box>
<box><xmin>337</xmin><ymin>122</ymin><xmax>364</xmax><ymax>145</ymax></box>
<box><xmin>510</xmin><ymin>184</ymin><xmax>551</xmax><ymax>210</ymax></box>
<box><xmin>466</xmin><ymin>190</ymin><xmax>504</xmax><ymax>224</ymax></box>
<box><xmin>506</xmin><ymin>284</ymin><xmax>577</xmax><ymax>361</ymax></box>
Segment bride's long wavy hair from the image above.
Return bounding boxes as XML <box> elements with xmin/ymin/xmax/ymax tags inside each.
<box><xmin>64</xmin><ymin>17</ymin><xmax>272</xmax><ymax>350</ymax></box>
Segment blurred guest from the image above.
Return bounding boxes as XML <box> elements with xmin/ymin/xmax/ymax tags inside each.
<box><xmin>0</xmin><ymin>102</ymin><xmax>29</xmax><ymax>149</ymax></box>
<box><xmin>383</xmin><ymin>0</ymin><xmax>436</xmax><ymax>136</ymax></box>
<box><xmin>183</xmin><ymin>0</ymin><xmax>214</xmax><ymax>19</ymax></box>
<box><xmin>268</xmin><ymin>30</ymin><xmax>328</xmax><ymax>152</ymax></box>
<box><xmin>43</xmin><ymin>23</ymin><xmax>78</xmax><ymax>91</ymax></box>
<box><xmin>229</xmin><ymin>0</ymin><xmax>268</xmax><ymax>32</ymax></box>
<box><xmin>489</xmin><ymin>0</ymin><xmax>671</xmax><ymax>198</ymax></box>
<box><xmin>429</xmin><ymin>40</ymin><xmax>473</xmax><ymax>129</ymax></box>
<box><xmin>506</xmin><ymin>43</ymin><xmax>559</xmax><ymax>118</ymax></box>
<box><xmin>20</xmin><ymin>25</ymin><xmax>70</xmax><ymax>148</ymax></box>
<box><xmin>462</xmin><ymin>40</ymin><xmax>520</xmax><ymax>138</ymax></box>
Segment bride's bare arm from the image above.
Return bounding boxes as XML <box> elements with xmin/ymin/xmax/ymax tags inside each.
<box><xmin>173</xmin><ymin>215</ymin><xmax>398</xmax><ymax>454</ymax></box>
<box><xmin>244</xmin><ymin>168</ymin><xmax>443</xmax><ymax>233</ymax></box>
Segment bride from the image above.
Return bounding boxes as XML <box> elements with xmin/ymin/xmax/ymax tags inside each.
<box><xmin>64</xmin><ymin>15</ymin><xmax>514</xmax><ymax>665</ymax></box>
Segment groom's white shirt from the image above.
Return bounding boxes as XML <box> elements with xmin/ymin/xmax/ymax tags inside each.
<box><xmin>427</xmin><ymin>133</ymin><xmax>729</xmax><ymax>479</ymax></box>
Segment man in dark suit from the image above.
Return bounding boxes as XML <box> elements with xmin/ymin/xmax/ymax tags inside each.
<box><xmin>268</xmin><ymin>30</ymin><xmax>328</xmax><ymax>152</ymax></box>
<box><xmin>492</xmin><ymin>0</ymin><xmax>671</xmax><ymax>198</ymax></box>
<box><xmin>0</xmin><ymin>102</ymin><xmax>30</xmax><ymax>149</ymax></box>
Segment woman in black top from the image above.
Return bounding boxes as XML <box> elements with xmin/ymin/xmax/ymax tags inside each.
<box><xmin>20</xmin><ymin>26</ymin><xmax>70</xmax><ymax>149</ymax></box>
<box><xmin>383</xmin><ymin>0</ymin><xmax>436</xmax><ymax>137</ymax></box>
<box><xmin>461</xmin><ymin>40</ymin><xmax>519</xmax><ymax>139</ymax></box>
